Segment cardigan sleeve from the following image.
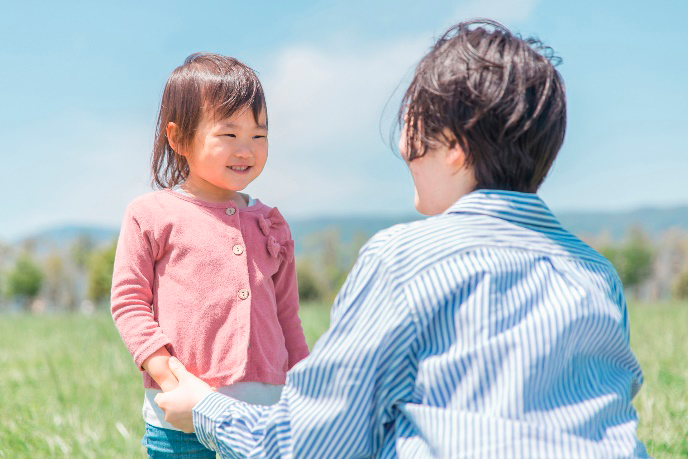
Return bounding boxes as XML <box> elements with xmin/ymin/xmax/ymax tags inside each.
<box><xmin>272</xmin><ymin>225</ymin><xmax>310</xmax><ymax>368</ymax></box>
<box><xmin>110</xmin><ymin>203</ymin><xmax>172</xmax><ymax>369</ymax></box>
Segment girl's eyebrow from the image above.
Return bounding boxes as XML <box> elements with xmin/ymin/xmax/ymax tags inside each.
<box><xmin>221</xmin><ymin>121</ymin><xmax>268</xmax><ymax>130</ymax></box>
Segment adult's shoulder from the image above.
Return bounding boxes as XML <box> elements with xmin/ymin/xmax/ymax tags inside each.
<box><xmin>357</xmin><ymin>215</ymin><xmax>456</xmax><ymax>269</ymax></box>
<box><xmin>363</xmin><ymin>217</ymin><xmax>433</xmax><ymax>252</ymax></box>
<box><xmin>358</xmin><ymin>211</ymin><xmax>522</xmax><ymax>280</ymax></box>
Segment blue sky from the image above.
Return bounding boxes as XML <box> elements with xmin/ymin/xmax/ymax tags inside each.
<box><xmin>2</xmin><ymin>0</ymin><xmax>687</xmax><ymax>241</ymax></box>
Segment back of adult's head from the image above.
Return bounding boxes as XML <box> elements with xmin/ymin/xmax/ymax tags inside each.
<box><xmin>399</xmin><ymin>19</ymin><xmax>566</xmax><ymax>193</ymax></box>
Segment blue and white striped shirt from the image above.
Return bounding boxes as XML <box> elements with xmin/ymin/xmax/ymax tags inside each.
<box><xmin>193</xmin><ymin>190</ymin><xmax>649</xmax><ymax>458</ymax></box>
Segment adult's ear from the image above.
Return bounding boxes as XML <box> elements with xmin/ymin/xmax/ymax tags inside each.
<box><xmin>444</xmin><ymin>132</ymin><xmax>477</xmax><ymax>193</ymax></box>
<box><xmin>442</xmin><ymin>131</ymin><xmax>468</xmax><ymax>172</ymax></box>
<box><xmin>166</xmin><ymin>122</ymin><xmax>184</xmax><ymax>155</ymax></box>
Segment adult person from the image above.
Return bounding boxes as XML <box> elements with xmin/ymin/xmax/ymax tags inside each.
<box><xmin>155</xmin><ymin>20</ymin><xmax>649</xmax><ymax>458</ymax></box>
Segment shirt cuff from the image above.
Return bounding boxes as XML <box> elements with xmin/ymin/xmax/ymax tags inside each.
<box><xmin>193</xmin><ymin>391</ymin><xmax>240</xmax><ymax>452</ymax></box>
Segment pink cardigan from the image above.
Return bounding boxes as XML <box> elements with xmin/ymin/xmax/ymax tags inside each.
<box><xmin>110</xmin><ymin>190</ymin><xmax>310</xmax><ymax>389</ymax></box>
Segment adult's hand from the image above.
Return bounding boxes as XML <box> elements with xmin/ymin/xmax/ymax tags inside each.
<box><xmin>154</xmin><ymin>357</ymin><xmax>213</xmax><ymax>433</ymax></box>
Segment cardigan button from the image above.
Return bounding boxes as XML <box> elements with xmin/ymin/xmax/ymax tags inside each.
<box><xmin>225</xmin><ymin>207</ymin><xmax>236</xmax><ymax>216</ymax></box>
<box><xmin>232</xmin><ymin>245</ymin><xmax>244</xmax><ymax>255</ymax></box>
<box><xmin>238</xmin><ymin>289</ymin><xmax>249</xmax><ymax>300</ymax></box>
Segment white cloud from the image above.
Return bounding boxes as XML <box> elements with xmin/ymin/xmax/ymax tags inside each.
<box><xmin>263</xmin><ymin>36</ymin><xmax>428</xmax><ymax>153</ymax></box>
<box><xmin>2</xmin><ymin>115</ymin><xmax>152</xmax><ymax>239</ymax></box>
<box><xmin>249</xmin><ymin>0</ymin><xmax>541</xmax><ymax>217</ymax></box>
<box><xmin>249</xmin><ymin>37</ymin><xmax>430</xmax><ymax>216</ymax></box>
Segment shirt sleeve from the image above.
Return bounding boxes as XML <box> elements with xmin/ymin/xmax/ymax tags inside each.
<box><xmin>272</xmin><ymin>225</ymin><xmax>309</xmax><ymax>369</ymax></box>
<box><xmin>110</xmin><ymin>204</ymin><xmax>172</xmax><ymax>369</ymax></box>
<box><xmin>622</xmin><ymin>298</ymin><xmax>644</xmax><ymax>399</ymax></box>
<box><xmin>614</xmin><ymin>278</ymin><xmax>644</xmax><ymax>399</ymax></box>
<box><xmin>193</xmin><ymin>244</ymin><xmax>418</xmax><ymax>458</ymax></box>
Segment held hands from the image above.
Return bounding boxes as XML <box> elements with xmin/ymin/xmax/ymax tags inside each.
<box><xmin>154</xmin><ymin>357</ymin><xmax>214</xmax><ymax>433</ymax></box>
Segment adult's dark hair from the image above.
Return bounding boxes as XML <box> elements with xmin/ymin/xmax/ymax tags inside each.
<box><xmin>398</xmin><ymin>19</ymin><xmax>566</xmax><ymax>193</ymax></box>
<box><xmin>152</xmin><ymin>53</ymin><xmax>267</xmax><ymax>189</ymax></box>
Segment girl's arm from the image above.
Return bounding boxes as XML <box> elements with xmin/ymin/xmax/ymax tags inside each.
<box><xmin>111</xmin><ymin>204</ymin><xmax>177</xmax><ymax>390</ymax></box>
<box><xmin>142</xmin><ymin>348</ymin><xmax>178</xmax><ymax>392</ymax></box>
<box><xmin>272</xmin><ymin>227</ymin><xmax>309</xmax><ymax>367</ymax></box>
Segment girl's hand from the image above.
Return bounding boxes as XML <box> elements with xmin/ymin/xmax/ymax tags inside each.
<box><xmin>154</xmin><ymin>357</ymin><xmax>213</xmax><ymax>433</ymax></box>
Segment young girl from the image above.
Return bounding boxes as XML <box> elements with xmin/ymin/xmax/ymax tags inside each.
<box><xmin>110</xmin><ymin>53</ymin><xmax>309</xmax><ymax>458</ymax></box>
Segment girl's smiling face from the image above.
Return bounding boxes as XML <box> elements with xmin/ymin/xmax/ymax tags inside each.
<box><xmin>170</xmin><ymin>107</ymin><xmax>268</xmax><ymax>203</ymax></box>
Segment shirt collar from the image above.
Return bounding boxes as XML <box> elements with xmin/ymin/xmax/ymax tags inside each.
<box><xmin>444</xmin><ymin>189</ymin><xmax>563</xmax><ymax>230</ymax></box>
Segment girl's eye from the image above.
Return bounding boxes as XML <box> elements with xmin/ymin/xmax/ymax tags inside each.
<box><xmin>224</xmin><ymin>134</ymin><xmax>236</xmax><ymax>138</ymax></box>
<box><xmin>253</xmin><ymin>135</ymin><xmax>266</xmax><ymax>139</ymax></box>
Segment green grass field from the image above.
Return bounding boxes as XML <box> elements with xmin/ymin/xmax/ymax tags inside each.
<box><xmin>0</xmin><ymin>302</ymin><xmax>685</xmax><ymax>458</ymax></box>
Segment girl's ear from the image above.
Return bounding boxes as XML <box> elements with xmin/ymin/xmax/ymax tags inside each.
<box><xmin>166</xmin><ymin>122</ymin><xmax>184</xmax><ymax>156</ymax></box>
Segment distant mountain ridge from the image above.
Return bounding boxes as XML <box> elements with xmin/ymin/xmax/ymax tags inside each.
<box><xmin>24</xmin><ymin>225</ymin><xmax>119</xmax><ymax>246</ymax></box>
<box><xmin>13</xmin><ymin>225</ymin><xmax>119</xmax><ymax>255</ymax></box>
<box><xmin>289</xmin><ymin>205</ymin><xmax>688</xmax><ymax>249</ymax></box>
<box><xmin>557</xmin><ymin>206</ymin><xmax>688</xmax><ymax>240</ymax></box>
<box><xmin>13</xmin><ymin>205</ymin><xmax>688</xmax><ymax>254</ymax></box>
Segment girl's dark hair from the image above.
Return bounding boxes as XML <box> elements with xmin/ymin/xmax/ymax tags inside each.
<box><xmin>152</xmin><ymin>53</ymin><xmax>267</xmax><ymax>189</ymax></box>
<box><xmin>398</xmin><ymin>19</ymin><xmax>566</xmax><ymax>193</ymax></box>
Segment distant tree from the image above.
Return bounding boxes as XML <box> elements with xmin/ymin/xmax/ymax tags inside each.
<box><xmin>673</xmin><ymin>269</ymin><xmax>688</xmax><ymax>301</ymax></box>
<box><xmin>71</xmin><ymin>235</ymin><xmax>94</xmax><ymax>271</ymax></box>
<box><xmin>303</xmin><ymin>229</ymin><xmax>346</xmax><ymax>299</ymax></box>
<box><xmin>20</xmin><ymin>238</ymin><xmax>37</xmax><ymax>254</ymax></box>
<box><xmin>43</xmin><ymin>252</ymin><xmax>63</xmax><ymax>309</ymax></box>
<box><xmin>69</xmin><ymin>234</ymin><xmax>96</xmax><ymax>305</ymax></box>
<box><xmin>0</xmin><ymin>241</ymin><xmax>11</xmax><ymax>266</ymax></box>
<box><xmin>601</xmin><ymin>227</ymin><xmax>653</xmax><ymax>298</ymax></box>
<box><xmin>296</xmin><ymin>259</ymin><xmax>325</xmax><ymax>302</ymax></box>
<box><xmin>341</xmin><ymin>231</ymin><xmax>369</xmax><ymax>271</ymax></box>
<box><xmin>599</xmin><ymin>245</ymin><xmax>618</xmax><ymax>265</ymax></box>
<box><xmin>7</xmin><ymin>253</ymin><xmax>44</xmax><ymax>312</ymax></box>
<box><xmin>620</xmin><ymin>227</ymin><xmax>653</xmax><ymax>292</ymax></box>
<box><xmin>0</xmin><ymin>243</ymin><xmax>12</xmax><ymax>301</ymax></box>
<box><xmin>320</xmin><ymin>228</ymin><xmax>342</xmax><ymax>290</ymax></box>
<box><xmin>87</xmin><ymin>241</ymin><xmax>117</xmax><ymax>306</ymax></box>
<box><xmin>0</xmin><ymin>269</ymin><xmax>5</xmax><ymax>308</ymax></box>
<box><xmin>43</xmin><ymin>252</ymin><xmax>78</xmax><ymax>311</ymax></box>
<box><xmin>61</xmin><ymin>271</ymin><xmax>79</xmax><ymax>312</ymax></box>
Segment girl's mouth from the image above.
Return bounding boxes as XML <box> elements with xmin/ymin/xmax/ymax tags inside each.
<box><xmin>228</xmin><ymin>165</ymin><xmax>251</xmax><ymax>174</ymax></box>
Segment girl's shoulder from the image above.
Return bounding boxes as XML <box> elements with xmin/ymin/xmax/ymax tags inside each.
<box><xmin>122</xmin><ymin>190</ymin><xmax>186</xmax><ymax>227</ymax></box>
<box><xmin>129</xmin><ymin>189</ymin><xmax>168</xmax><ymax>204</ymax></box>
<box><xmin>126</xmin><ymin>189</ymin><xmax>175</xmax><ymax>212</ymax></box>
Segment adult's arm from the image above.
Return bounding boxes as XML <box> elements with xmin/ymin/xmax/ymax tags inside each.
<box><xmin>159</xmin><ymin>241</ymin><xmax>418</xmax><ymax>458</ymax></box>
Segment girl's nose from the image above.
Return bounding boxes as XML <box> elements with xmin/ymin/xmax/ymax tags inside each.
<box><xmin>233</xmin><ymin>144</ymin><xmax>252</xmax><ymax>157</ymax></box>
